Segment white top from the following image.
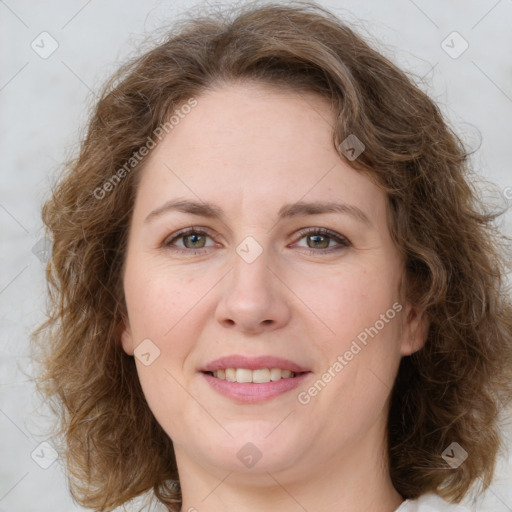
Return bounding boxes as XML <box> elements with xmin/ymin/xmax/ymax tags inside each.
<box><xmin>396</xmin><ymin>493</ymin><xmax>471</xmax><ymax>511</ymax></box>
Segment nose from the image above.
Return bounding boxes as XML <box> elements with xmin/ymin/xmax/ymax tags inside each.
<box><xmin>215</xmin><ymin>244</ymin><xmax>292</xmax><ymax>334</ymax></box>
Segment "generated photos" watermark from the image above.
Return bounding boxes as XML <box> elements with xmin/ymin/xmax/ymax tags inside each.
<box><xmin>298</xmin><ymin>302</ymin><xmax>403</xmax><ymax>405</ymax></box>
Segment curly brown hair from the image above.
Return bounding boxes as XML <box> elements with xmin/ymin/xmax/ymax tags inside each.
<box><xmin>32</xmin><ymin>1</ymin><xmax>512</xmax><ymax>510</ymax></box>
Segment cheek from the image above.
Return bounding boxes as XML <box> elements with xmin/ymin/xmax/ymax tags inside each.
<box><xmin>123</xmin><ymin>259</ymin><xmax>203</xmax><ymax>341</ymax></box>
<box><xmin>126</xmin><ymin>271</ymin><xmax>204</xmax><ymax>431</ymax></box>
<box><xmin>304</xmin><ymin>283</ymin><xmax>403</xmax><ymax>436</ymax></box>
<box><xmin>296</xmin><ymin>263</ymin><xmax>401</xmax><ymax>349</ymax></box>
<box><xmin>122</xmin><ymin>265</ymin><xmax>208</xmax><ymax>420</ymax></box>
<box><xmin>134</xmin><ymin>358</ymin><xmax>187</xmax><ymax>440</ymax></box>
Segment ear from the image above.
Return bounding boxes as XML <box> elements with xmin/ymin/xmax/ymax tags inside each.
<box><xmin>400</xmin><ymin>302</ymin><xmax>429</xmax><ymax>356</ymax></box>
<box><xmin>119</xmin><ymin>315</ymin><xmax>135</xmax><ymax>356</ymax></box>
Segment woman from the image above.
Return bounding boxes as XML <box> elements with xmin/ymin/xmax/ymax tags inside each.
<box><xmin>33</xmin><ymin>2</ymin><xmax>512</xmax><ymax>511</ymax></box>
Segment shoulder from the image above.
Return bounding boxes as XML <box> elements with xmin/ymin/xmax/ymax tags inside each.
<box><xmin>396</xmin><ymin>493</ymin><xmax>471</xmax><ymax>512</ymax></box>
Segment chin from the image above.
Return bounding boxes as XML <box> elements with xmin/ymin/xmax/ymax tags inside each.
<box><xmin>198</xmin><ymin>431</ymin><xmax>305</xmax><ymax>475</ymax></box>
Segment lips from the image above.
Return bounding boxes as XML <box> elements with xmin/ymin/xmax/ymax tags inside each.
<box><xmin>200</xmin><ymin>355</ymin><xmax>312</xmax><ymax>403</ymax></box>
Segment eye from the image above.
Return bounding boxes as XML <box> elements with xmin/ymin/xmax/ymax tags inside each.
<box><xmin>161</xmin><ymin>226</ymin><xmax>351</xmax><ymax>255</ymax></box>
<box><xmin>292</xmin><ymin>228</ymin><xmax>351</xmax><ymax>254</ymax></box>
<box><xmin>162</xmin><ymin>227</ymin><xmax>216</xmax><ymax>252</ymax></box>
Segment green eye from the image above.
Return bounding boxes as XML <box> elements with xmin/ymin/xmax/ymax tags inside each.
<box><xmin>163</xmin><ymin>228</ymin><xmax>215</xmax><ymax>252</ymax></box>
<box><xmin>293</xmin><ymin>228</ymin><xmax>351</xmax><ymax>253</ymax></box>
<box><xmin>181</xmin><ymin>232</ymin><xmax>208</xmax><ymax>249</ymax></box>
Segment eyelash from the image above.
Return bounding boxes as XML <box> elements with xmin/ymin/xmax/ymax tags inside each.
<box><xmin>161</xmin><ymin>226</ymin><xmax>351</xmax><ymax>255</ymax></box>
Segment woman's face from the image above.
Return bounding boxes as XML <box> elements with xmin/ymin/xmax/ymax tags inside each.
<box><xmin>121</xmin><ymin>82</ymin><xmax>425</xmax><ymax>485</ymax></box>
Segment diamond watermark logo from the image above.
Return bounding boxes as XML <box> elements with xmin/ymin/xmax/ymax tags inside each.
<box><xmin>338</xmin><ymin>134</ymin><xmax>365</xmax><ymax>161</ymax></box>
<box><xmin>31</xmin><ymin>31</ymin><xmax>59</xmax><ymax>59</ymax></box>
<box><xmin>31</xmin><ymin>236</ymin><xmax>52</xmax><ymax>264</ymax></box>
<box><xmin>31</xmin><ymin>441</ymin><xmax>58</xmax><ymax>469</ymax></box>
<box><xmin>237</xmin><ymin>442</ymin><xmax>262</xmax><ymax>468</ymax></box>
<box><xmin>442</xmin><ymin>442</ymin><xmax>468</xmax><ymax>469</ymax></box>
<box><xmin>441</xmin><ymin>31</ymin><xmax>469</xmax><ymax>59</ymax></box>
<box><xmin>134</xmin><ymin>338</ymin><xmax>161</xmax><ymax>366</ymax></box>
<box><xmin>236</xmin><ymin>236</ymin><xmax>263</xmax><ymax>264</ymax></box>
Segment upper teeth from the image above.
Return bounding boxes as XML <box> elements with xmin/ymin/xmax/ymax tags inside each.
<box><xmin>212</xmin><ymin>368</ymin><xmax>295</xmax><ymax>383</ymax></box>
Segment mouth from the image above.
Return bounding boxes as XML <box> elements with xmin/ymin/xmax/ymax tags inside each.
<box><xmin>200</xmin><ymin>355</ymin><xmax>312</xmax><ymax>403</ymax></box>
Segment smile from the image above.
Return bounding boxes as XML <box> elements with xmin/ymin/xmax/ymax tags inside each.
<box><xmin>200</xmin><ymin>355</ymin><xmax>311</xmax><ymax>402</ymax></box>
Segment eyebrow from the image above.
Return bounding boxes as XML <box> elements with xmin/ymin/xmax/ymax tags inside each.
<box><xmin>144</xmin><ymin>199</ymin><xmax>372</xmax><ymax>226</ymax></box>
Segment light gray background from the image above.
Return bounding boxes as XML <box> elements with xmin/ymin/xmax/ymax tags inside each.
<box><xmin>1</xmin><ymin>0</ymin><xmax>511</xmax><ymax>511</ymax></box>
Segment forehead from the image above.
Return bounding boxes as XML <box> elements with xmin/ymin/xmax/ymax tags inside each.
<box><xmin>133</xmin><ymin>82</ymin><xmax>387</xmax><ymax>224</ymax></box>
<box><xmin>163</xmin><ymin>82</ymin><xmax>335</xmax><ymax>164</ymax></box>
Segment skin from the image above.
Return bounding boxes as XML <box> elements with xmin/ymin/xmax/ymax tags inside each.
<box><xmin>120</xmin><ymin>82</ymin><xmax>429</xmax><ymax>512</ymax></box>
